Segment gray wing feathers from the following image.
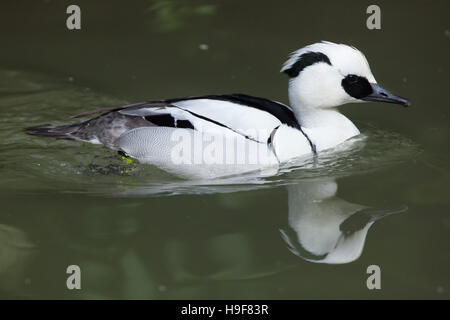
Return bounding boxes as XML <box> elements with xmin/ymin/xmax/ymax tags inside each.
<box><xmin>70</xmin><ymin>112</ymin><xmax>154</xmax><ymax>148</ymax></box>
<box><xmin>27</xmin><ymin>102</ymin><xmax>171</xmax><ymax>148</ymax></box>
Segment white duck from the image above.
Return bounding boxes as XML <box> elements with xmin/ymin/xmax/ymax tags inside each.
<box><xmin>27</xmin><ymin>41</ymin><xmax>409</xmax><ymax>179</ymax></box>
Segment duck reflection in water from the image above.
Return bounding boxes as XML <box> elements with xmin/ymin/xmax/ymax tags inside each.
<box><xmin>280</xmin><ymin>178</ymin><xmax>406</xmax><ymax>264</ymax></box>
<box><xmin>0</xmin><ymin>176</ymin><xmax>407</xmax><ymax>298</ymax></box>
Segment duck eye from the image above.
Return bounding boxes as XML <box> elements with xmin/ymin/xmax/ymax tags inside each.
<box><xmin>346</xmin><ymin>75</ymin><xmax>359</xmax><ymax>83</ymax></box>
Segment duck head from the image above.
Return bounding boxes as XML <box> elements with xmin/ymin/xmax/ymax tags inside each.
<box><xmin>281</xmin><ymin>41</ymin><xmax>410</xmax><ymax>119</ymax></box>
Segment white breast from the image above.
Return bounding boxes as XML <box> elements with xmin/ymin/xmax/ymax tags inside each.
<box><xmin>271</xmin><ymin>125</ymin><xmax>312</xmax><ymax>162</ymax></box>
<box><xmin>298</xmin><ymin>111</ymin><xmax>360</xmax><ymax>151</ymax></box>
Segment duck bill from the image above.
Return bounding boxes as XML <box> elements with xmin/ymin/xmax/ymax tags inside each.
<box><xmin>362</xmin><ymin>83</ymin><xmax>411</xmax><ymax>107</ymax></box>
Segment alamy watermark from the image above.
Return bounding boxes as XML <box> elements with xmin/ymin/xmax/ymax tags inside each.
<box><xmin>66</xmin><ymin>265</ymin><xmax>81</xmax><ymax>290</ymax></box>
<box><xmin>168</xmin><ymin>127</ymin><xmax>276</xmax><ymax>166</ymax></box>
<box><xmin>66</xmin><ymin>5</ymin><xmax>81</xmax><ymax>30</ymax></box>
<box><xmin>366</xmin><ymin>5</ymin><xmax>381</xmax><ymax>30</ymax></box>
<box><xmin>366</xmin><ymin>264</ymin><xmax>381</xmax><ymax>290</ymax></box>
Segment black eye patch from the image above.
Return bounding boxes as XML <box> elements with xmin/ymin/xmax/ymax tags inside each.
<box><xmin>341</xmin><ymin>74</ymin><xmax>373</xmax><ymax>99</ymax></box>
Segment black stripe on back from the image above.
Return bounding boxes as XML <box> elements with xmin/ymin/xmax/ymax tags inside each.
<box><xmin>165</xmin><ymin>93</ymin><xmax>300</xmax><ymax>129</ymax></box>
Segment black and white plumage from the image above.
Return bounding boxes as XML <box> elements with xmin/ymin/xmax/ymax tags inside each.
<box><xmin>27</xmin><ymin>41</ymin><xmax>410</xmax><ymax>179</ymax></box>
<box><xmin>28</xmin><ymin>94</ymin><xmax>304</xmax><ymax>144</ymax></box>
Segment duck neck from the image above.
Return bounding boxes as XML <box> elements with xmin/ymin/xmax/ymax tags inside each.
<box><xmin>289</xmin><ymin>96</ymin><xmax>360</xmax><ymax>151</ymax></box>
<box><xmin>292</xmin><ymin>107</ymin><xmax>347</xmax><ymax>128</ymax></box>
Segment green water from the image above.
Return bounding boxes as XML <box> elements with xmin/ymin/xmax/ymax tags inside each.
<box><xmin>0</xmin><ymin>0</ymin><xmax>449</xmax><ymax>299</ymax></box>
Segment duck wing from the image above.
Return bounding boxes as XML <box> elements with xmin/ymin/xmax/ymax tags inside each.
<box><xmin>28</xmin><ymin>94</ymin><xmax>301</xmax><ymax>149</ymax></box>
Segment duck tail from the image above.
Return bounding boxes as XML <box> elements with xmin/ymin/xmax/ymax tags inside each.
<box><xmin>25</xmin><ymin>123</ymin><xmax>81</xmax><ymax>140</ymax></box>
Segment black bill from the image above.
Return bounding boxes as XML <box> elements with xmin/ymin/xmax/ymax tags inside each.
<box><xmin>362</xmin><ymin>83</ymin><xmax>411</xmax><ymax>107</ymax></box>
